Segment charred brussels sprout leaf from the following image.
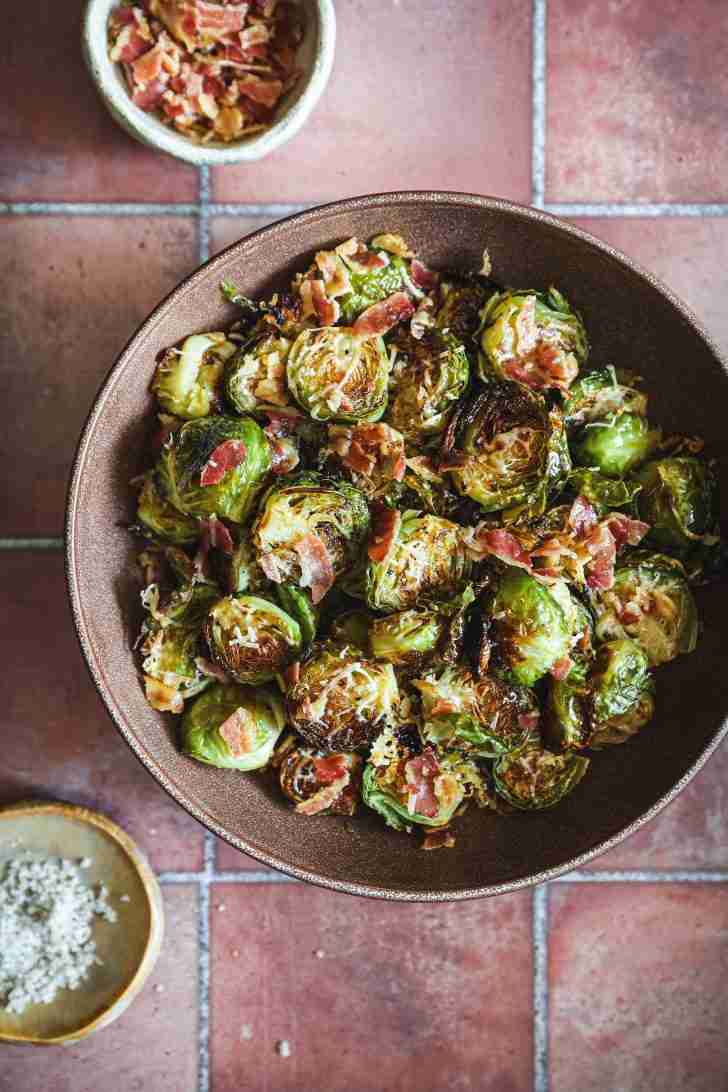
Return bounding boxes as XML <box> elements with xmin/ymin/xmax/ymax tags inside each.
<box><xmin>385</xmin><ymin>328</ymin><xmax>469</xmax><ymax>441</ymax></box>
<box><xmin>252</xmin><ymin>472</ymin><xmax>370</xmax><ymax>597</ymax></box>
<box><xmin>152</xmin><ymin>333</ymin><xmax>236</xmax><ymax>419</ymax></box>
<box><xmin>181</xmin><ymin>682</ymin><xmax>285</xmax><ymax>770</ymax></box>
<box><xmin>287</xmin><ymin>644</ymin><xmax>399</xmax><ymax>753</ymax></box>
<box><xmin>365</xmin><ymin>510</ymin><xmax>471</xmax><ymax>612</ymax></box>
<box><xmin>157</xmin><ymin>416</ymin><xmax>271</xmax><ymax>523</ymax></box>
<box><xmin>140</xmin><ymin>582</ymin><xmax>221</xmax><ymax>710</ymax></box>
<box><xmin>204</xmin><ymin>594</ymin><xmax>302</xmax><ymax>684</ymax></box>
<box><xmin>136</xmin><ymin>473</ymin><xmax>199</xmax><ymax>545</ymax></box>
<box><xmin>287</xmin><ymin>328</ymin><xmax>390</xmax><ymax>423</ymax></box>
<box><xmin>363</xmin><ymin>728</ymin><xmax>489</xmax><ymax>830</ymax></box>
<box><xmin>274</xmin><ymin>584</ymin><xmax>319</xmax><ymax>645</ymax></box>
<box><xmin>224</xmin><ymin>331</ymin><xmax>293</xmax><ymax>414</ymax></box>
<box><xmin>633</xmin><ymin>457</ymin><xmax>721</xmax><ymax>560</ymax></box>
<box><xmin>414</xmin><ymin>666</ymin><xmax>536</xmax><ymax>757</ymax></box>
<box><xmin>329</xmin><ymin>608</ymin><xmax>373</xmax><ymax>651</ymax></box>
<box><xmin>594</xmin><ymin>553</ymin><xmax>698</xmax><ymax>665</ymax></box>
<box><xmin>369</xmin><ymin>586</ymin><xmax>475</xmax><ymax>670</ymax></box>
<box><xmin>572</xmin><ymin>413</ymin><xmax>659</xmax><ymax>478</ymax></box>
<box><xmin>478</xmin><ymin>287</ymin><xmax>587</xmax><ymax>392</ymax></box>
<box><xmin>493</xmin><ymin>742</ymin><xmax>589</xmax><ymax>810</ymax></box>
<box><xmin>435</xmin><ymin>278</ymin><xmax>490</xmax><ymax>343</ymax></box>
<box><xmin>490</xmin><ymin>569</ymin><xmax>572</xmax><ymax>686</ymax></box>
<box><xmin>443</xmin><ymin>381</ymin><xmax>570</xmax><ymax>518</ymax></box>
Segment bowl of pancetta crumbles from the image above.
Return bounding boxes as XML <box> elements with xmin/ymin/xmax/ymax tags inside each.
<box><xmin>82</xmin><ymin>0</ymin><xmax>335</xmax><ymax>164</ymax></box>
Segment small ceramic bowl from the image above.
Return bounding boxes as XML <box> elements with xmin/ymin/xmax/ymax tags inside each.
<box><xmin>0</xmin><ymin>801</ymin><xmax>164</xmax><ymax>1044</ymax></box>
<box><xmin>82</xmin><ymin>0</ymin><xmax>336</xmax><ymax>165</ymax></box>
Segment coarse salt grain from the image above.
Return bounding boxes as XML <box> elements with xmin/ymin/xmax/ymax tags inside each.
<box><xmin>276</xmin><ymin>1039</ymin><xmax>292</xmax><ymax>1058</ymax></box>
<box><xmin>0</xmin><ymin>856</ymin><xmax>117</xmax><ymax>1015</ymax></box>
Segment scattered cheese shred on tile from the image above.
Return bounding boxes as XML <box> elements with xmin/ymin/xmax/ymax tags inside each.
<box><xmin>0</xmin><ymin>856</ymin><xmax>118</xmax><ymax>1015</ymax></box>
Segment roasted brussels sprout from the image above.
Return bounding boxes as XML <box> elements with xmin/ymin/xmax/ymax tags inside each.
<box><xmin>136</xmin><ymin>473</ymin><xmax>199</xmax><ymax>545</ymax></box>
<box><xmin>320</xmin><ymin>422</ymin><xmax>406</xmax><ymax>498</ymax></box>
<box><xmin>286</xmin><ymin>643</ymin><xmax>399</xmax><ymax>753</ymax></box>
<box><xmin>435</xmin><ymin>278</ymin><xmax>490</xmax><ymax>343</ymax></box>
<box><xmin>478</xmin><ymin>287</ymin><xmax>587</xmax><ymax>392</ymax></box>
<box><xmin>252</xmin><ymin>472</ymin><xmax>370</xmax><ymax>602</ymax></box>
<box><xmin>204</xmin><ymin>595</ymin><xmax>302</xmax><ymax>684</ymax></box>
<box><xmin>286</xmin><ymin>328</ymin><xmax>390</xmax><ymax>423</ymax></box>
<box><xmin>152</xmin><ymin>333</ymin><xmax>236</xmax><ymax>419</ymax></box>
<box><xmin>633</xmin><ymin>457</ymin><xmax>721</xmax><ymax>559</ymax></box>
<box><xmin>335</xmin><ymin>244</ymin><xmax>409</xmax><ymax>325</ymax></box>
<box><xmin>365</xmin><ymin>509</ymin><xmax>471</xmax><ymax>612</ymax></box>
<box><xmin>225</xmin><ymin>330</ymin><xmax>293</xmax><ymax>414</ymax></box>
<box><xmin>493</xmin><ymin>742</ymin><xmax>589</xmax><ymax>810</ymax></box>
<box><xmin>594</xmin><ymin>553</ymin><xmax>698</xmax><ymax>665</ymax></box>
<box><xmin>563</xmin><ymin>366</ymin><xmax>647</xmax><ymax>427</ymax></box>
<box><xmin>442</xmin><ymin>382</ymin><xmax>570</xmax><ymax>517</ymax></box>
<box><xmin>228</xmin><ymin>532</ymin><xmax>270</xmax><ymax>595</ymax></box>
<box><xmin>567</xmin><ymin>468</ymin><xmax>642</xmax><ymax>515</ymax></box>
<box><xmin>140</xmin><ymin>582</ymin><xmax>221</xmax><ymax>712</ymax></box>
<box><xmin>369</xmin><ymin>586</ymin><xmax>475</xmax><ymax>670</ymax></box>
<box><xmin>572</xmin><ymin>414</ymin><xmax>659</xmax><ymax>478</ymax></box>
<box><xmin>545</xmin><ymin>638</ymin><xmax>655</xmax><ymax>751</ymax></box>
<box><xmin>156</xmin><ymin>415</ymin><xmax>271</xmax><ymax>523</ymax></box>
<box><xmin>385</xmin><ymin>328</ymin><xmax>469</xmax><ymax>441</ymax></box>
<box><xmin>363</xmin><ymin>727</ymin><xmax>489</xmax><ymax>830</ymax></box>
<box><xmin>181</xmin><ymin>682</ymin><xmax>285</xmax><ymax>770</ymax></box>
<box><xmin>489</xmin><ymin>570</ymin><xmax>573</xmax><ymax>686</ymax></box>
<box><xmin>279</xmin><ymin>748</ymin><xmax>362</xmax><ymax>815</ymax></box>
<box><xmin>414</xmin><ymin>666</ymin><xmax>536</xmax><ymax>757</ymax></box>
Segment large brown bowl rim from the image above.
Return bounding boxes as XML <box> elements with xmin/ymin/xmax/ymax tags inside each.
<box><xmin>65</xmin><ymin>191</ymin><xmax>728</xmax><ymax>900</ymax></box>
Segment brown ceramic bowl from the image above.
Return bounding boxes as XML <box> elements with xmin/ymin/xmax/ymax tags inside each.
<box><xmin>66</xmin><ymin>192</ymin><xmax>728</xmax><ymax>900</ymax></box>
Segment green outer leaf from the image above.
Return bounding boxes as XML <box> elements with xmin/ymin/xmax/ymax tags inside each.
<box><xmin>567</xmin><ymin>469</ymin><xmax>642</xmax><ymax>514</ymax></box>
<box><xmin>275</xmin><ymin>584</ymin><xmax>319</xmax><ymax>645</ymax></box>
<box><xmin>589</xmin><ymin>638</ymin><xmax>652</xmax><ymax>723</ymax></box>
<box><xmin>337</xmin><ymin>254</ymin><xmax>407</xmax><ymax>325</ymax></box>
<box><xmin>572</xmin><ymin>413</ymin><xmax>659</xmax><ymax>478</ymax></box>
<box><xmin>491</xmin><ymin>569</ymin><xmax>571</xmax><ymax>686</ymax></box>
<box><xmin>633</xmin><ymin>456</ymin><xmax>719</xmax><ymax>558</ymax></box>
<box><xmin>181</xmin><ymin>682</ymin><xmax>285</xmax><ymax>771</ymax></box>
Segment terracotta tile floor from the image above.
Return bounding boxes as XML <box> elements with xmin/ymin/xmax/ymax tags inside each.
<box><xmin>3</xmin><ymin>2</ymin><xmax>728</xmax><ymax>1090</ymax></box>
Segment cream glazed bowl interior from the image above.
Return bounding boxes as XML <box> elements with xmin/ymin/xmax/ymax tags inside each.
<box><xmin>82</xmin><ymin>0</ymin><xmax>336</xmax><ymax>165</ymax></box>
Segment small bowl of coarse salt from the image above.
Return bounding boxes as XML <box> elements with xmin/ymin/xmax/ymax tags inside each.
<box><xmin>82</xmin><ymin>0</ymin><xmax>336</xmax><ymax>165</ymax></box>
<box><xmin>0</xmin><ymin>801</ymin><xmax>164</xmax><ymax>1045</ymax></box>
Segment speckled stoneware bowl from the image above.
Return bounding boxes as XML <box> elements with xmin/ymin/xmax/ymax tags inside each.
<box><xmin>66</xmin><ymin>192</ymin><xmax>728</xmax><ymax>900</ymax></box>
<box><xmin>82</xmin><ymin>0</ymin><xmax>335</xmax><ymax>165</ymax></box>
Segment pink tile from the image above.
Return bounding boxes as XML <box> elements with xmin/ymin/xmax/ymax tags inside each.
<box><xmin>0</xmin><ymin>215</ymin><xmax>197</xmax><ymax>536</ymax></box>
<box><xmin>214</xmin><ymin>0</ymin><xmax>533</xmax><ymax>204</ymax></box>
<box><xmin>0</xmin><ymin>2</ymin><xmax>197</xmax><ymax>201</ymax></box>
<box><xmin>571</xmin><ymin>217</ymin><xmax>728</xmax><ymax>357</ymax></box>
<box><xmin>0</xmin><ymin>885</ymin><xmax>198</xmax><ymax>1092</ymax></box>
<box><xmin>549</xmin><ymin>884</ymin><xmax>728</xmax><ymax>1091</ymax></box>
<box><xmin>0</xmin><ymin>554</ymin><xmax>204</xmax><ymax>873</ymax></box>
<box><xmin>547</xmin><ymin>1</ymin><xmax>728</xmax><ymax>202</ymax></box>
<box><xmin>210</xmin><ymin>216</ymin><xmax>278</xmax><ymax>259</ymax></box>
<box><xmin>215</xmin><ymin>839</ymin><xmax>274</xmax><ymax>873</ymax></box>
<box><xmin>210</xmin><ymin>883</ymin><xmax>533</xmax><ymax>1092</ymax></box>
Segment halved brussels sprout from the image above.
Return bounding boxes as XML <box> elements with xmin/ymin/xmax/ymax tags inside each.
<box><xmin>594</xmin><ymin>553</ymin><xmax>698</xmax><ymax>665</ymax></box>
<box><xmin>443</xmin><ymin>382</ymin><xmax>570</xmax><ymax>517</ymax></box>
<box><xmin>274</xmin><ymin>585</ymin><xmax>319</xmax><ymax>645</ymax></box>
<box><xmin>563</xmin><ymin>367</ymin><xmax>647</xmax><ymax>427</ymax></box>
<box><xmin>320</xmin><ymin>422</ymin><xmax>406</xmax><ymax>498</ymax></box>
<box><xmin>365</xmin><ymin>510</ymin><xmax>471</xmax><ymax>612</ymax></box>
<box><xmin>181</xmin><ymin>682</ymin><xmax>285</xmax><ymax>770</ymax></box>
<box><xmin>152</xmin><ymin>333</ymin><xmax>236</xmax><ymax>419</ymax></box>
<box><xmin>572</xmin><ymin>414</ymin><xmax>659</xmax><ymax>478</ymax></box>
<box><xmin>252</xmin><ymin>472</ymin><xmax>370</xmax><ymax>598</ymax></box>
<box><xmin>493</xmin><ymin>741</ymin><xmax>589</xmax><ymax>810</ymax></box>
<box><xmin>633</xmin><ymin>457</ymin><xmax>720</xmax><ymax>559</ymax></box>
<box><xmin>413</xmin><ymin>665</ymin><xmax>536</xmax><ymax>757</ymax></box>
<box><xmin>435</xmin><ymin>278</ymin><xmax>490</xmax><ymax>343</ymax></box>
<box><xmin>224</xmin><ymin>330</ymin><xmax>293</xmax><ymax>414</ymax></box>
<box><xmin>567</xmin><ymin>468</ymin><xmax>643</xmax><ymax>515</ymax></box>
<box><xmin>228</xmin><ymin>532</ymin><xmax>270</xmax><ymax>595</ymax></box>
<box><xmin>478</xmin><ymin>287</ymin><xmax>587</xmax><ymax>392</ymax></box>
<box><xmin>286</xmin><ymin>643</ymin><xmax>399</xmax><ymax>753</ymax></box>
<box><xmin>490</xmin><ymin>569</ymin><xmax>572</xmax><ymax>686</ymax></box>
<box><xmin>545</xmin><ymin>638</ymin><xmax>654</xmax><ymax>751</ymax></box>
<box><xmin>157</xmin><ymin>416</ymin><xmax>271</xmax><ymax>523</ymax></box>
<box><xmin>369</xmin><ymin>586</ymin><xmax>475</xmax><ymax>670</ymax></box>
<box><xmin>385</xmin><ymin>328</ymin><xmax>469</xmax><ymax>441</ymax></box>
<box><xmin>136</xmin><ymin>473</ymin><xmax>199</xmax><ymax>545</ymax></box>
<box><xmin>140</xmin><ymin>582</ymin><xmax>221</xmax><ymax>711</ymax></box>
<box><xmin>279</xmin><ymin>748</ymin><xmax>362</xmax><ymax>815</ymax></box>
<box><xmin>363</xmin><ymin>726</ymin><xmax>490</xmax><ymax>830</ymax></box>
<box><xmin>287</xmin><ymin>328</ymin><xmax>390</xmax><ymax>423</ymax></box>
<box><xmin>204</xmin><ymin>594</ymin><xmax>302</xmax><ymax>684</ymax></box>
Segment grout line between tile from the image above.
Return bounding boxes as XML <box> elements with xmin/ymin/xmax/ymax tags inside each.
<box><xmin>207</xmin><ymin>202</ymin><xmax>310</xmax><ymax>217</ymax></box>
<box><xmin>198</xmin><ymin>165</ymin><xmax>211</xmax><ymax>264</ymax></box>
<box><xmin>197</xmin><ymin>879</ymin><xmax>211</xmax><ymax>1092</ymax></box>
<box><xmin>0</xmin><ymin>202</ymin><xmax>200</xmax><ymax>216</ymax></box>
<box><xmin>532</xmin><ymin>884</ymin><xmax>549</xmax><ymax>1092</ymax></box>
<box><xmin>0</xmin><ymin>537</ymin><xmax>64</xmax><ymax>550</ymax></box>
<box><xmin>544</xmin><ymin>202</ymin><xmax>728</xmax><ymax>218</ymax></box>
<box><xmin>554</xmin><ymin>869</ymin><xmax>728</xmax><ymax>883</ymax></box>
<box><xmin>531</xmin><ymin>0</ymin><xmax>547</xmax><ymax>208</ymax></box>
<box><xmin>158</xmin><ymin>869</ymin><xmax>297</xmax><ymax>884</ymax></box>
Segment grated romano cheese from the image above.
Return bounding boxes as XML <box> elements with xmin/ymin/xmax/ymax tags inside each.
<box><xmin>0</xmin><ymin>855</ymin><xmax>118</xmax><ymax>1015</ymax></box>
